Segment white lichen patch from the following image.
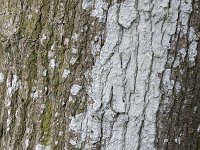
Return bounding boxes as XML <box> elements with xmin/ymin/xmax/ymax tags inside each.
<box><xmin>49</xmin><ymin>58</ymin><xmax>57</xmax><ymax>69</ymax></box>
<box><xmin>35</xmin><ymin>144</ymin><xmax>50</xmax><ymax>150</ymax></box>
<box><xmin>0</xmin><ymin>72</ymin><xmax>4</xmax><ymax>83</ymax></box>
<box><xmin>188</xmin><ymin>41</ymin><xmax>198</xmax><ymax>63</ymax></box>
<box><xmin>6</xmin><ymin>75</ymin><xmax>21</xmax><ymax>99</ymax></box>
<box><xmin>48</xmin><ymin>51</ymin><xmax>55</xmax><ymax>58</ymax></box>
<box><xmin>197</xmin><ymin>125</ymin><xmax>200</xmax><ymax>132</ymax></box>
<box><xmin>163</xmin><ymin>69</ymin><xmax>174</xmax><ymax>90</ymax></box>
<box><xmin>82</xmin><ymin>0</ymin><xmax>93</xmax><ymax>10</ymax></box>
<box><xmin>175</xmin><ymin>137</ymin><xmax>181</xmax><ymax>145</ymax></box>
<box><xmin>62</xmin><ymin>69</ymin><xmax>71</xmax><ymax>78</ymax></box>
<box><xmin>25</xmin><ymin>128</ymin><xmax>32</xmax><ymax>134</ymax></box>
<box><xmin>31</xmin><ymin>90</ymin><xmax>39</xmax><ymax>99</ymax></box>
<box><xmin>40</xmin><ymin>104</ymin><xmax>46</xmax><ymax>114</ymax></box>
<box><xmin>1</xmin><ymin>16</ymin><xmax>18</xmax><ymax>38</ymax></box>
<box><xmin>28</xmin><ymin>14</ymin><xmax>32</xmax><ymax>19</ymax></box>
<box><xmin>50</xmin><ymin>41</ymin><xmax>57</xmax><ymax>50</ymax></box>
<box><xmin>64</xmin><ymin>38</ymin><xmax>69</xmax><ymax>45</ymax></box>
<box><xmin>91</xmin><ymin>0</ymin><xmax>108</xmax><ymax>22</ymax></box>
<box><xmin>72</xmin><ymin>48</ymin><xmax>78</xmax><ymax>54</ymax></box>
<box><xmin>42</xmin><ymin>69</ymin><xmax>47</xmax><ymax>76</ymax></box>
<box><xmin>5</xmin><ymin>109</ymin><xmax>11</xmax><ymax>132</ymax></box>
<box><xmin>70</xmin><ymin>84</ymin><xmax>82</xmax><ymax>96</ymax></box>
<box><xmin>40</xmin><ymin>33</ymin><xmax>48</xmax><ymax>45</ymax></box>
<box><xmin>44</xmin><ymin>87</ymin><xmax>48</xmax><ymax>92</ymax></box>
<box><xmin>82</xmin><ymin>0</ymin><xmax>108</xmax><ymax>22</ymax></box>
<box><xmin>188</xmin><ymin>27</ymin><xmax>198</xmax><ymax>65</ymax></box>
<box><xmin>25</xmin><ymin>139</ymin><xmax>29</xmax><ymax>149</ymax></box>
<box><xmin>69</xmin><ymin>139</ymin><xmax>78</xmax><ymax>147</ymax></box>
<box><xmin>69</xmin><ymin>113</ymin><xmax>85</xmax><ymax>132</ymax></box>
<box><xmin>164</xmin><ymin>139</ymin><xmax>169</xmax><ymax>143</ymax></box>
<box><xmin>54</xmin><ymin>112</ymin><xmax>59</xmax><ymax>117</ymax></box>
<box><xmin>58</xmin><ymin>131</ymin><xmax>63</xmax><ymax>136</ymax></box>
<box><xmin>69</xmin><ymin>96</ymin><xmax>73</xmax><ymax>102</ymax></box>
<box><xmin>118</xmin><ymin>0</ymin><xmax>138</xmax><ymax>28</ymax></box>
<box><xmin>91</xmin><ymin>33</ymin><xmax>102</xmax><ymax>57</ymax></box>
<box><xmin>69</xmin><ymin>0</ymin><xmax>196</xmax><ymax>149</ymax></box>
<box><xmin>41</xmin><ymin>104</ymin><xmax>46</xmax><ymax>110</ymax></box>
<box><xmin>179</xmin><ymin>48</ymin><xmax>187</xmax><ymax>59</ymax></box>
<box><xmin>70</xmin><ymin>57</ymin><xmax>77</xmax><ymax>65</ymax></box>
<box><xmin>72</xmin><ymin>33</ymin><xmax>79</xmax><ymax>41</ymax></box>
<box><xmin>55</xmin><ymin>141</ymin><xmax>58</xmax><ymax>145</ymax></box>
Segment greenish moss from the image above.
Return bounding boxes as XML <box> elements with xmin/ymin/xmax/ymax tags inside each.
<box><xmin>41</xmin><ymin>101</ymin><xmax>52</xmax><ymax>145</ymax></box>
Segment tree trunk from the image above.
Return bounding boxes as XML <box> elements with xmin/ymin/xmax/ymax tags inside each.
<box><xmin>0</xmin><ymin>0</ymin><xmax>199</xmax><ymax>150</ymax></box>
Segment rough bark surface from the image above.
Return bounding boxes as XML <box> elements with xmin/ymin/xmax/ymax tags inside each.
<box><xmin>0</xmin><ymin>0</ymin><xmax>199</xmax><ymax>150</ymax></box>
<box><xmin>156</xmin><ymin>0</ymin><xmax>200</xmax><ymax>149</ymax></box>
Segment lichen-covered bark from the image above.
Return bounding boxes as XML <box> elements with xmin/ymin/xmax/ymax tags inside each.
<box><xmin>0</xmin><ymin>0</ymin><xmax>199</xmax><ymax>150</ymax></box>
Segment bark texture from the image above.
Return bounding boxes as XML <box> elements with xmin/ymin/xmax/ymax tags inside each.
<box><xmin>0</xmin><ymin>0</ymin><xmax>199</xmax><ymax>150</ymax></box>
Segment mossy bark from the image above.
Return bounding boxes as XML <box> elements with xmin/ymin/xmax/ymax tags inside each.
<box><xmin>0</xmin><ymin>0</ymin><xmax>105</xmax><ymax>149</ymax></box>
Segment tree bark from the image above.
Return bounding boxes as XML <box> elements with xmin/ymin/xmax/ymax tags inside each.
<box><xmin>0</xmin><ymin>0</ymin><xmax>199</xmax><ymax>150</ymax></box>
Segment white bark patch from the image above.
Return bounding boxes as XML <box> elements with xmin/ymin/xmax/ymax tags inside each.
<box><xmin>40</xmin><ymin>33</ymin><xmax>47</xmax><ymax>45</ymax></box>
<box><xmin>188</xmin><ymin>27</ymin><xmax>198</xmax><ymax>65</ymax></box>
<box><xmin>70</xmin><ymin>57</ymin><xmax>77</xmax><ymax>65</ymax></box>
<box><xmin>82</xmin><ymin>0</ymin><xmax>93</xmax><ymax>10</ymax></box>
<box><xmin>35</xmin><ymin>144</ymin><xmax>50</xmax><ymax>150</ymax></box>
<box><xmin>163</xmin><ymin>69</ymin><xmax>174</xmax><ymax>90</ymax></box>
<box><xmin>0</xmin><ymin>72</ymin><xmax>4</xmax><ymax>83</ymax></box>
<box><xmin>197</xmin><ymin>125</ymin><xmax>200</xmax><ymax>132</ymax></box>
<box><xmin>49</xmin><ymin>58</ymin><xmax>57</xmax><ymax>69</ymax></box>
<box><xmin>24</xmin><ymin>139</ymin><xmax>29</xmax><ymax>149</ymax></box>
<box><xmin>175</xmin><ymin>137</ymin><xmax>181</xmax><ymax>145</ymax></box>
<box><xmin>91</xmin><ymin>0</ymin><xmax>108</xmax><ymax>22</ymax></box>
<box><xmin>48</xmin><ymin>51</ymin><xmax>55</xmax><ymax>58</ymax></box>
<box><xmin>54</xmin><ymin>141</ymin><xmax>58</xmax><ymax>145</ymax></box>
<box><xmin>70</xmin><ymin>84</ymin><xmax>82</xmax><ymax>96</ymax></box>
<box><xmin>68</xmin><ymin>0</ymin><xmax>196</xmax><ymax>149</ymax></box>
<box><xmin>71</xmin><ymin>48</ymin><xmax>78</xmax><ymax>54</ymax></box>
<box><xmin>6</xmin><ymin>75</ymin><xmax>21</xmax><ymax>106</ymax></box>
<box><xmin>72</xmin><ymin>33</ymin><xmax>79</xmax><ymax>41</ymax></box>
<box><xmin>64</xmin><ymin>38</ymin><xmax>69</xmax><ymax>45</ymax></box>
<box><xmin>54</xmin><ymin>112</ymin><xmax>59</xmax><ymax>117</ymax></box>
<box><xmin>58</xmin><ymin>131</ymin><xmax>63</xmax><ymax>136</ymax></box>
<box><xmin>118</xmin><ymin>0</ymin><xmax>138</xmax><ymax>28</ymax></box>
<box><xmin>62</xmin><ymin>69</ymin><xmax>71</xmax><ymax>78</ymax></box>
<box><xmin>82</xmin><ymin>0</ymin><xmax>108</xmax><ymax>22</ymax></box>
<box><xmin>1</xmin><ymin>15</ymin><xmax>18</xmax><ymax>38</ymax></box>
<box><xmin>69</xmin><ymin>113</ymin><xmax>85</xmax><ymax>133</ymax></box>
<box><xmin>30</xmin><ymin>90</ymin><xmax>39</xmax><ymax>99</ymax></box>
<box><xmin>91</xmin><ymin>33</ymin><xmax>102</xmax><ymax>57</ymax></box>
<box><xmin>42</xmin><ymin>69</ymin><xmax>47</xmax><ymax>76</ymax></box>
